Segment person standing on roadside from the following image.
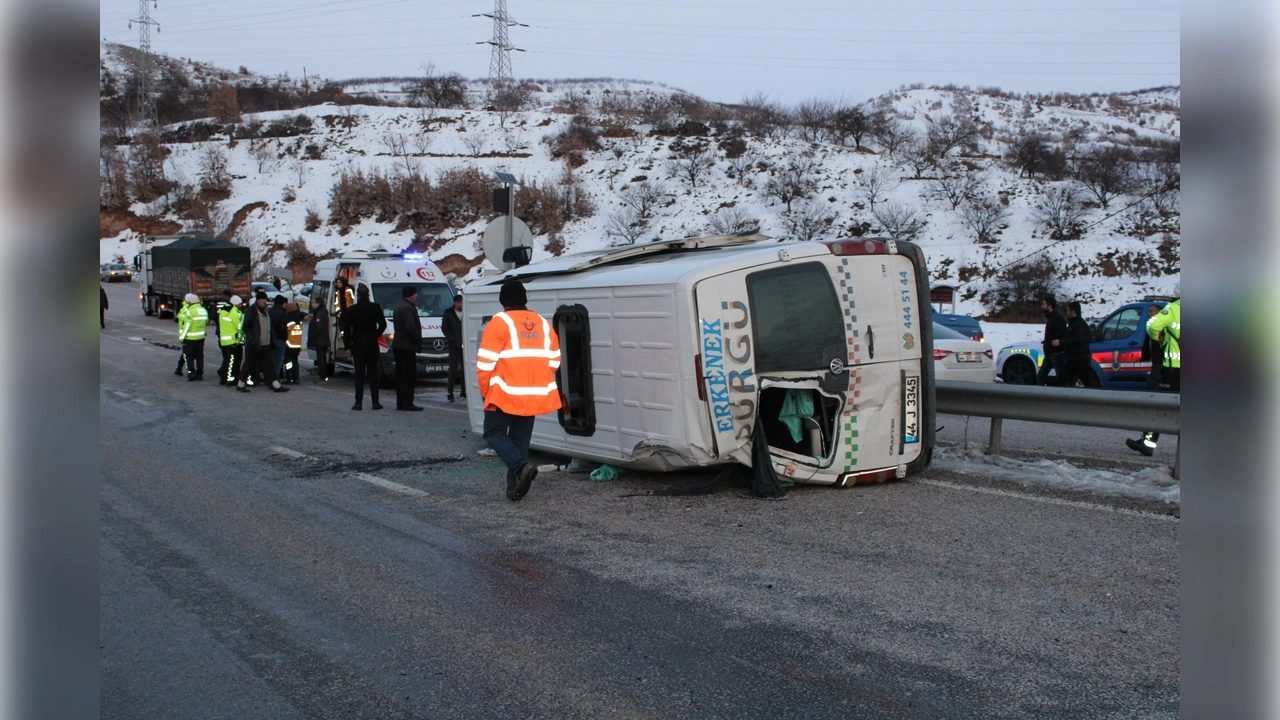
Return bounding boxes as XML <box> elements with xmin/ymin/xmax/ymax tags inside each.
<box><xmin>216</xmin><ymin>293</ymin><xmax>245</xmax><ymax>386</ymax></box>
<box><xmin>1127</xmin><ymin>295</ymin><xmax>1180</xmax><ymax>456</ymax></box>
<box><xmin>1055</xmin><ymin>300</ymin><xmax>1100</xmax><ymax>389</ymax></box>
<box><xmin>269</xmin><ymin>294</ymin><xmax>289</xmax><ymax>379</ymax></box>
<box><xmin>282</xmin><ymin>301</ymin><xmax>306</xmax><ymax>384</ymax></box>
<box><xmin>476</xmin><ymin>278</ymin><xmax>563</xmax><ymax>502</ymax></box>
<box><xmin>443</xmin><ymin>293</ymin><xmax>466</xmax><ymax>403</ymax></box>
<box><xmin>1037</xmin><ymin>295</ymin><xmax>1067</xmax><ymax>386</ymax></box>
<box><xmin>100</xmin><ymin>285</ymin><xmax>108</xmax><ymax>329</ymax></box>
<box><xmin>307</xmin><ymin>299</ymin><xmax>331</xmax><ymax>383</ymax></box>
<box><xmin>237</xmin><ymin>291</ymin><xmax>289</xmax><ymax>394</ymax></box>
<box><xmin>177</xmin><ymin>293</ymin><xmax>208</xmax><ymax>381</ymax></box>
<box><xmin>340</xmin><ymin>284</ymin><xmax>387</xmax><ymax>410</ymax></box>
<box><xmin>391</xmin><ymin>285</ymin><xmax>424</xmax><ymax>411</ymax></box>
<box><xmin>1142</xmin><ymin>304</ymin><xmax>1164</xmax><ymax>391</ymax></box>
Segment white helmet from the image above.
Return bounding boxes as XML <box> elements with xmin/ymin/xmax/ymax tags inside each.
<box><xmin>184</xmin><ymin>293</ymin><xmax>199</xmax><ymax>304</ymax></box>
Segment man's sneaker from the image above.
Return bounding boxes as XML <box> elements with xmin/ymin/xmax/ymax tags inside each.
<box><xmin>506</xmin><ymin>485</ymin><xmax>520</xmax><ymax>501</ymax></box>
<box><xmin>174</xmin><ymin>368</ymin><xmax>183</xmax><ymax>377</ymax></box>
<box><xmin>272</xmin><ymin>385</ymin><xmax>289</xmax><ymax>393</ymax></box>
<box><xmin>513</xmin><ymin>463</ymin><xmax>538</xmax><ymax>500</ymax></box>
<box><xmin>1125</xmin><ymin>438</ymin><xmax>1154</xmax><ymax>457</ymax></box>
<box><xmin>447</xmin><ymin>394</ymin><xmax>455</xmax><ymax>403</ymax></box>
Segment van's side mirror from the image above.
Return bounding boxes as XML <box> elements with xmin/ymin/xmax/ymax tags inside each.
<box><xmin>503</xmin><ymin>246</ymin><xmax>532</xmax><ymax>268</ymax></box>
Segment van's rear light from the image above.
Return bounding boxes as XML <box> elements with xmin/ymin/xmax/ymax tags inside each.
<box><xmin>694</xmin><ymin>354</ymin><xmax>705</xmax><ymax>401</ymax></box>
<box><xmin>824</xmin><ymin>238</ymin><xmax>887</xmax><ymax>256</ymax></box>
<box><xmin>1118</xmin><ymin>350</ymin><xmax>1143</xmax><ymax>363</ymax></box>
<box><xmin>840</xmin><ymin>468</ymin><xmax>898</xmax><ymax>486</ymax></box>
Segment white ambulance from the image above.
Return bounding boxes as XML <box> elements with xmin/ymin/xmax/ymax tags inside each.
<box><xmin>463</xmin><ymin>234</ymin><xmax>936</xmax><ymax>487</ymax></box>
<box><xmin>311</xmin><ymin>251</ymin><xmax>457</xmax><ymax>382</ymax></box>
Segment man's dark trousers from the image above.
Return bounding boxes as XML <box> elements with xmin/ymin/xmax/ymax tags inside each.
<box><xmin>183</xmin><ymin>339</ymin><xmax>205</xmax><ymax>379</ymax></box>
<box><xmin>394</xmin><ymin>348</ymin><xmax>417</xmax><ymax>408</ymax></box>
<box><xmin>353</xmin><ymin>349</ymin><xmax>382</xmax><ymax>405</ymax></box>
<box><xmin>483</xmin><ymin>409</ymin><xmax>536</xmax><ymax>492</ymax></box>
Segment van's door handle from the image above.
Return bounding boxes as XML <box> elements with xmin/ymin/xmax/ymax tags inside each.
<box><xmin>865</xmin><ymin>325</ymin><xmax>875</xmax><ymax>360</ymax></box>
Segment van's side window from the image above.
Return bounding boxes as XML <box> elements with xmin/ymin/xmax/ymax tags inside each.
<box><xmin>553</xmin><ymin>304</ymin><xmax>595</xmax><ymax>436</ymax></box>
<box><xmin>747</xmin><ymin>263</ymin><xmax>845</xmax><ymax>372</ymax></box>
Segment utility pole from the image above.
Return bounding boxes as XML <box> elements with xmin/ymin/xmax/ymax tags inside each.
<box><xmin>474</xmin><ymin>0</ymin><xmax>526</xmax><ymax>88</ymax></box>
<box><xmin>128</xmin><ymin>0</ymin><xmax>160</xmax><ymax>128</ymax></box>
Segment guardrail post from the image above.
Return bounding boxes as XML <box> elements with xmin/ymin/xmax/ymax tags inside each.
<box><xmin>988</xmin><ymin>417</ymin><xmax>1003</xmax><ymax>456</ymax></box>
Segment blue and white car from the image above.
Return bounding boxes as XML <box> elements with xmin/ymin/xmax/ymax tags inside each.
<box><xmin>995</xmin><ymin>299</ymin><xmax>1169</xmax><ymax>389</ymax></box>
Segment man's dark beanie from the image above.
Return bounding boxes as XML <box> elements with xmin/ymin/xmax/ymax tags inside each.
<box><xmin>256</xmin><ymin>291</ymin><xmax>268</xmax><ymax>301</ymax></box>
<box><xmin>402</xmin><ymin>285</ymin><xmax>417</xmax><ymax>299</ymax></box>
<box><xmin>274</xmin><ymin>294</ymin><xmax>287</xmax><ymax>305</ymax></box>
<box><xmin>499</xmin><ymin>279</ymin><xmax>527</xmax><ymax>308</ymax></box>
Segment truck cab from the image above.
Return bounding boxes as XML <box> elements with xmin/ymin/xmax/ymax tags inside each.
<box><xmin>311</xmin><ymin>251</ymin><xmax>456</xmax><ymax>382</ymax></box>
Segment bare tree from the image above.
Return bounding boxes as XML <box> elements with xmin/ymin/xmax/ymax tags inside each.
<box><xmin>462</xmin><ymin>132</ymin><xmax>486</xmax><ymax>158</ymax></box>
<box><xmin>979</xmin><ymin>256</ymin><xmax>1063</xmax><ymax>320</ymax></box>
<box><xmin>726</xmin><ymin>150</ymin><xmax>760</xmax><ymax>184</ymax></box>
<box><xmin>764</xmin><ymin>158</ymin><xmax>817</xmax><ymax>212</ymax></box>
<box><xmin>405</xmin><ymin>63</ymin><xmax>468</xmax><ymax>109</ymax></box>
<box><xmin>619</xmin><ymin>180</ymin><xmax>666</xmax><ymax>218</ymax></box>
<box><xmin>855</xmin><ymin>166</ymin><xmax>897</xmax><ymax>210</ymax></box>
<box><xmin>791</xmin><ymin>97</ymin><xmax>834</xmax><ymax>142</ymax></box>
<box><xmin>779</xmin><ymin>200</ymin><xmax>836</xmax><ymax>243</ymax></box>
<box><xmin>926</xmin><ymin>114</ymin><xmax>978</xmax><ymax>158</ymax></box>
<box><xmin>872</xmin><ymin>201</ymin><xmax>927</xmax><ymax>242</ymax></box>
<box><xmin>412</xmin><ymin>133</ymin><xmax>433</xmax><ymax>156</ymax></box>
<box><xmin>604</xmin><ymin>207</ymin><xmax>647</xmax><ymax>245</ymax></box>
<box><xmin>736</xmin><ymin>92</ymin><xmax>787</xmax><ymax>140</ymax></box>
<box><xmin>925</xmin><ymin>170</ymin><xmax>986</xmax><ymax>210</ymax></box>
<box><xmin>827</xmin><ymin>103</ymin><xmax>871</xmax><ymax>150</ymax></box>
<box><xmin>490</xmin><ymin>84</ymin><xmax>531</xmax><ymax>128</ymax></box>
<box><xmin>290</xmin><ymin>157</ymin><xmax>307</xmax><ymax>187</ymax></box>
<box><xmin>382</xmin><ymin>131</ymin><xmax>418</xmax><ymax>173</ymax></box>
<box><xmin>1071</xmin><ymin>145</ymin><xmax>1136</xmax><ymax>209</ymax></box>
<box><xmin>666</xmin><ymin>149</ymin><xmax>715</xmax><ymax>192</ymax></box>
<box><xmin>100</xmin><ymin>142</ymin><xmax>130</xmax><ymax>209</ymax></box>
<box><xmin>184</xmin><ymin>197</ymin><xmax>230</xmax><ymax>237</ymax></box>
<box><xmin>198</xmin><ymin>145</ymin><xmax>231</xmax><ymax>194</ymax></box>
<box><xmin>707</xmin><ymin>207</ymin><xmax>760</xmax><ymax>235</ymax></box>
<box><xmin>895</xmin><ymin>135</ymin><xmax>939</xmax><ymax>179</ymax></box>
<box><xmin>1031</xmin><ymin>184</ymin><xmax>1089</xmax><ymax>239</ymax></box>
<box><xmin>249</xmin><ymin>140</ymin><xmax>276</xmax><ymax>173</ymax></box>
<box><xmin>870</xmin><ymin>113</ymin><xmax>909</xmax><ymax>155</ymax></box>
<box><xmin>128</xmin><ymin>133</ymin><xmax>174</xmax><ymax>203</ymax></box>
<box><xmin>1010</xmin><ymin>129</ymin><xmax>1052</xmax><ymax>178</ymax></box>
<box><xmin>959</xmin><ymin>194</ymin><xmax>1009</xmax><ymax>243</ymax></box>
<box><xmin>636</xmin><ymin>94</ymin><xmax>673</xmax><ymax>126</ymax></box>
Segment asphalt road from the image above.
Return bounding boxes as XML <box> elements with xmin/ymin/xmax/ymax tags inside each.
<box><xmin>99</xmin><ymin>281</ymin><xmax>1179</xmax><ymax>719</ymax></box>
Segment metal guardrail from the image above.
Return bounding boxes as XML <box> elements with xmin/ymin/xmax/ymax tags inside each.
<box><xmin>935</xmin><ymin>380</ymin><xmax>1180</xmax><ymax>478</ymax></box>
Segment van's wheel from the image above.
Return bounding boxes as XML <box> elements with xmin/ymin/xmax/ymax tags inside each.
<box><xmin>1001</xmin><ymin>356</ymin><xmax>1036</xmax><ymax>385</ymax></box>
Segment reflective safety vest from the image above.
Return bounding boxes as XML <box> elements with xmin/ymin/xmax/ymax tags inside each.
<box><xmin>1147</xmin><ymin>298</ymin><xmax>1180</xmax><ymax>368</ymax></box>
<box><xmin>476</xmin><ymin>309</ymin><xmax>563</xmax><ymax>416</ymax></box>
<box><xmin>218</xmin><ymin>304</ymin><xmax>245</xmax><ymax>346</ymax></box>
<box><xmin>286</xmin><ymin>320</ymin><xmax>304</xmax><ymax>349</ymax></box>
<box><xmin>178</xmin><ymin>302</ymin><xmax>208</xmax><ymax>341</ymax></box>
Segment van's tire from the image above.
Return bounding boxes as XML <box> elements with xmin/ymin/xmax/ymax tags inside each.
<box><xmin>1001</xmin><ymin>356</ymin><xmax>1036</xmax><ymax>385</ymax></box>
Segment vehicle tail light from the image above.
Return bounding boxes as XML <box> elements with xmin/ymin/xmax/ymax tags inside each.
<box><xmin>984</xmin><ymin>349</ymin><xmax>993</xmax><ymax>359</ymax></box>
<box><xmin>694</xmin><ymin>354</ymin><xmax>705</xmax><ymax>401</ymax></box>
<box><xmin>378</xmin><ymin>334</ymin><xmax>390</xmax><ymax>349</ymax></box>
<box><xmin>823</xmin><ymin>238</ymin><xmax>887</xmax><ymax>256</ymax></box>
<box><xmin>1118</xmin><ymin>350</ymin><xmax>1143</xmax><ymax>363</ymax></box>
<box><xmin>933</xmin><ymin>349</ymin><xmax>951</xmax><ymax>361</ymax></box>
<box><xmin>1092</xmin><ymin>351</ymin><xmax>1115</xmax><ymax>365</ymax></box>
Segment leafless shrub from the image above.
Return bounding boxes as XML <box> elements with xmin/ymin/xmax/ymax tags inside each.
<box><xmin>290</xmin><ymin>157</ymin><xmax>307</xmax><ymax>187</ymax></box>
<box><xmin>666</xmin><ymin>149</ymin><xmax>716</xmax><ymax>192</ymax></box>
<box><xmin>304</xmin><ymin>204</ymin><xmax>323</xmax><ymax>232</ymax></box>
<box><xmin>764</xmin><ymin>158</ymin><xmax>818</xmax><ymax>212</ymax></box>
<box><xmin>736</xmin><ymin>92</ymin><xmax>788</xmax><ymax>140</ymax></box>
<box><xmin>128</xmin><ymin>133</ymin><xmax>175</xmax><ymax>203</ymax></box>
<box><xmin>959</xmin><ymin>194</ymin><xmax>1009</xmax><ymax>243</ymax></box>
<box><xmin>619</xmin><ymin>180</ymin><xmax>666</xmax><ymax>218</ymax></box>
<box><xmin>856</xmin><ymin>166</ymin><xmax>897</xmax><ymax>210</ymax></box>
<box><xmin>926</xmin><ymin>114</ymin><xmax>978</xmax><ymax>158</ymax></box>
<box><xmin>707</xmin><ymin>207</ymin><xmax>760</xmax><ymax>236</ymax></box>
<box><xmin>605</xmin><ymin>207</ymin><xmax>647</xmax><ymax>245</ymax></box>
<box><xmin>871</xmin><ymin>113</ymin><xmax>909</xmax><ymax>154</ymax></box>
<box><xmin>895</xmin><ymin>135</ymin><xmax>939</xmax><ymax>179</ymax></box>
<box><xmin>925</xmin><ymin>170</ymin><xmax>987</xmax><ymax>210</ymax></box>
<box><xmin>198</xmin><ymin>145</ymin><xmax>231</xmax><ymax>194</ymax></box>
<box><xmin>1031</xmin><ymin>184</ymin><xmax>1089</xmax><ymax>239</ymax></box>
<box><xmin>249</xmin><ymin>140</ymin><xmax>276</xmax><ymax>172</ymax></box>
<box><xmin>779</xmin><ymin>200</ymin><xmax>836</xmax><ymax>243</ymax></box>
<box><xmin>1071</xmin><ymin>145</ymin><xmax>1137</xmax><ymax>209</ymax></box>
<box><xmin>726</xmin><ymin>150</ymin><xmax>760</xmax><ymax>183</ymax></box>
<box><xmin>462</xmin><ymin>132</ymin><xmax>486</xmax><ymax>158</ymax></box>
<box><xmin>872</xmin><ymin>201</ymin><xmax>928</xmax><ymax>242</ymax></box>
<box><xmin>791</xmin><ymin>97</ymin><xmax>834</xmax><ymax>142</ymax></box>
<box><xmin>100</xmin><ymin>142</ymin><xmax>130</xmax><ymax>209</ymax></box>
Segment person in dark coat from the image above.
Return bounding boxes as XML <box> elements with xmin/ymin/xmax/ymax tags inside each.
<box><xmin>1141</xmin><ymin>304</ymin><xmax>1164</xmax><ymax>391</ymax></box>
<box><xmin>391</xmin><ymin>285</ymin><xmax>423</xmax><ymax>411</ymax></box>
<box><xmin>1056</xmin><ymin>300</ymin><xmax>1100</xmax><ymax>388</ymax></box>
<box><xmin>442</xmin><ymin>293</ymin><xmax>466</xmax><ymax>402</ymax></box>
<box><xmin>237</xmin><ymin>291</ymin><xmax>289</xmax><ymax>393</ymax></box>
<box><xmin>100</xmin><ymin>285</ymin><xmax>108</xmax><ymax>328</ymax></box>
<box><xmin>307</xmin><ymin>301</ymin><xmax>331</xmax><ymax>382</ymax></box>
<box><xmin>268</xmin><ymin>294</ymin><xmax>289</xmax><ymax>379</ymax></box>
<box><xmin>1037</xmin><ymin>295</ymin><xmax>1067</xmax><ymax>386</ymax></box>
<box><xmin>339</xmin><ymin>285</ymin><xmax>387</xmax><ymax>410</ymax></box>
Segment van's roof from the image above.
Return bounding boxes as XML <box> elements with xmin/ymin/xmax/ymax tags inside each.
<box><xmin>474</xmin><ymin>235</ymin><xmax>838</xmax><ymax>291</ymax></box>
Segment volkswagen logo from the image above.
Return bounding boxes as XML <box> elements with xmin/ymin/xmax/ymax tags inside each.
<box><xmin>829</xmin><ymin>358</ymin><xmax>846</xmax><ymax>375</ymax></box>
<box><xmin>431</xmin><ymin>338</ymin><xmax>447</xmax><ymax>352</ymax></box>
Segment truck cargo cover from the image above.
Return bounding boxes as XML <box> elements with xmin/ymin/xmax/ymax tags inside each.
<box><xmin>151</xmin><ymin>237</ymin><xmax>250</xmax><ymax>268</ymax></box>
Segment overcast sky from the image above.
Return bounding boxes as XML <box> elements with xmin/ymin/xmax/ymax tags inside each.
<box><xmin>98</xmin><ymin>0</ymin><xmax>1179</xmax><ymax>105</ymax></box>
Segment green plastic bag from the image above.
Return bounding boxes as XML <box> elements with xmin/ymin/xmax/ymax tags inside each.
<box><xmin>590</xmin><ymin>464</ymin><xmax>619</xmax><ymax>482</ymax></box>
<box><xmin>778</xmin><ymin>389</ymin><xmax>814</xmax><ymax>444</ymax></box>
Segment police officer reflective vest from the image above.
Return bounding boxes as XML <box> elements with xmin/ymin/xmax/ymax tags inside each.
<box><xmin>1147</xmin><ymin>298</ymin><xmax>1180</xmax><ymax>368</ymax></box>
<box><xmin>178</xmin><ymin>302</ymin><xmax>209</xmax><ymax>341</ymax></box>
<box><xmin>218</xmin><ymin>304</ymin><xmax>245</xmax><ymax>346</ymax></box>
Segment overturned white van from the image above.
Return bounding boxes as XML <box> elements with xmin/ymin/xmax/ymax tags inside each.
<box><xmin>463</xmin><ymin>234</ymin><xmax>936</xmax><ymax>487</ymax></box>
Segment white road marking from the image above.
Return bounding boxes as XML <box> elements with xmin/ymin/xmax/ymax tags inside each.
<box><xmin>914</xmin><ymin>478</ymin><xmax>1179</xmax><ymax>523</ymax></box>
<box><xmin>351</xmin><ymin>472</ymin><xmax>429</xmax><ymax>498</ymax></box>
<box><xmin>112</xmin><ymin>391</ymin><xmax>131</xmax><ymax>399</ymax></box>
<box><xmin>132</xmin><ymin>399</ymin><xmax>153</xmax><ymax>407</ymax></box>
<box><xmin>269</xmin><ymin>445</ymin><xmax>427</xmax><ymax>497</ymax></box>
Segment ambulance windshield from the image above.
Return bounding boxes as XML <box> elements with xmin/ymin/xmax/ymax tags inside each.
<box><xmin>372</xmin><ymin>283</ymin><xmax>455</xmax><ymax>318</ymax></box>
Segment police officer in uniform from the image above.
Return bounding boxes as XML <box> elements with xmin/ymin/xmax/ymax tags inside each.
<box><xmin>216</xmin><ymin>293</ymin><xmax>245</xmax><ymax>386</ymax></box>
<box><xmin>177</xmin><ymin>293</ymin><xmax>208</xmax><ymax>381</ymax></box>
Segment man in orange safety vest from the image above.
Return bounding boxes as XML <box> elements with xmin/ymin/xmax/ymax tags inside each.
<box><xmin>476</xmin><ymin>278</ymin><xmax>563</xmax><ymax>502</ymax></box>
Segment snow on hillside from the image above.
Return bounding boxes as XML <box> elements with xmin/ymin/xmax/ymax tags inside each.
<box><xmin>100</xmin><ymin>52</ymin><xmax>1179</xmax><ymax>319</ymax></box>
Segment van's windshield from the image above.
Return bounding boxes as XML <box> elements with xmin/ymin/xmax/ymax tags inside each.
<box><xmin>747</xmin><ymin>263</ymin><xmax>845</xmax><ymax>372</ymax></box>
<box><xmin>372</xmin><ymin>283</ymin><xmax>455</xmax><ymax>319</ymax></box>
